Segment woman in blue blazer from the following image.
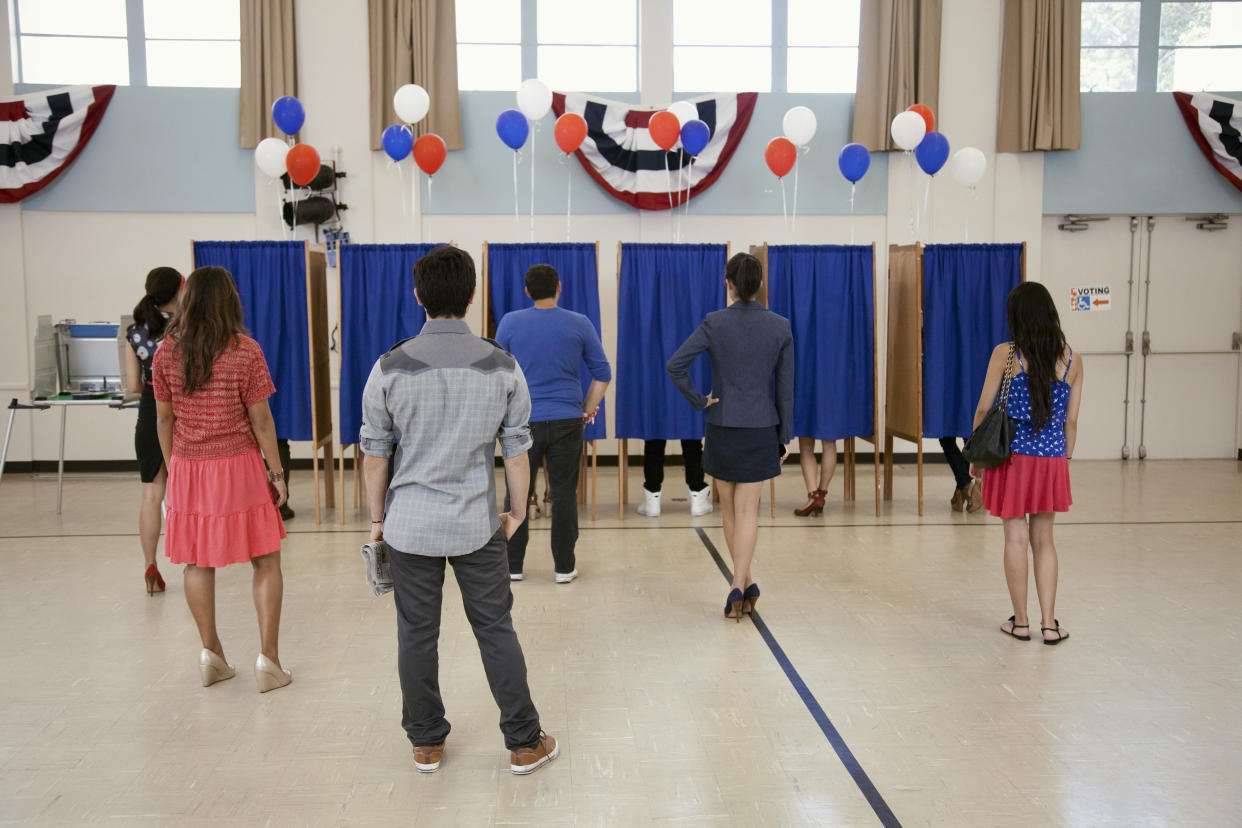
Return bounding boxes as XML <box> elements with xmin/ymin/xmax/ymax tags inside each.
<box><xmin>667</xmin><ymin>252</ymin><xmax>794</xmax><ymax>620</ymax></box>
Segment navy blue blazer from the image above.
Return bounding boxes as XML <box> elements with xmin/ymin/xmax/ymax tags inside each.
<box><xmin>666</xmin><ymin>300</ymin><xmax>795</xmax><ymax>445</ymax></box>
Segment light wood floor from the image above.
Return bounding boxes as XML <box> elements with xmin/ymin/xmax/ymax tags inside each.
<box><xmin>1</xmin><ymin>459</ymin><xmax>1239</xmax><ymax>826</ymax></box>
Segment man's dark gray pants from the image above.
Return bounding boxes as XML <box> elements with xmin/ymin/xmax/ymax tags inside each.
<box><xmin>389</xmin><ymin>530</ymin><xmax>541</xmax><ymax>751</ymax></box>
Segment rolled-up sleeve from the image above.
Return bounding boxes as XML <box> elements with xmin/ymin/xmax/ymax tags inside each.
<box><xmin>666</xmin><ymin>320</ymin><xmax>710</xmax><ymax>410</ymax></box>
<box><xmin>359</xmin><ymin>360</ymin><xmax>394</xmax><ymax>458</ymax></box>
<box><xmin>499</xmin><ymin>363</ymin><xmax>533</xmax><ymax>459</ymax></box>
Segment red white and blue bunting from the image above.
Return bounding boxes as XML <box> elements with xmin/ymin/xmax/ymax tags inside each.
<box><xmin>551</xmin><ymin>91</ymin><xmax>757</xmax><ymax>211</ymax></box>
<box><xmin>1173</xmin><ymin>91</ymin><xmax>1242</xmax><ymax>196</ymax></box>
<box><xmin>1</xmin><ymin>84</ymin><xmax>115</xmax><ymax>203</ymax></box>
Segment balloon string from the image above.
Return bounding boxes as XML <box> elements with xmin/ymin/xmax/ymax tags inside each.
<box><xmin>924</xmin><ymin>176</ymin><xmax>933</xmax><ymax>243</ymax></box>
<box><xmin>566</xmin><ymin>158</ymin><xmax>572</xmax><ymax>242</ymax></box>
<box><xmin>780</xmin><ymin>177</ymin><xmax>789</xmax><ymax>243</ymax></box>
<box><xmin>684</xmin><ymin>158</ymin><xmax>692</xmax><ymax>224</ymax></box>
<box><xmin>674</xmin><ymin>151</ymin><xmax>683</xmax><ymax>243</ymax></box>
<box><xmin>849</xmin><ymin>181</ymin><xmax>856</xmax><ymax>245</ymax></box>
<box><xmin>665</xmin><ymin>154</ymin><xmax>673</xmax><ymax>242</ymax></box>
<box><xmin>513</xmin><ymin>151</ymin><xmax>519</xmax><ymax>231</ymax></box>
<box><xmin>792</xmin><ymin>154</ymin><xmax>800</xmax><ymax>239</ymax></box>
<box><xmin>275</xmin><ymin>180</ymin><xmax>285</xmax><ymax>241</ymax></box>
<box><xmin>529</xmin><ymin>126</ymin><xmax>536</xmax><ymax>242</ymax></box>
<box><xmin>413</xmin><ymin>159</ymin><xmax>420</xmax><ymax>243</ymax></box>
<box><xmin>906</xmin><ymin>151</ymin><xmax>915</xmax><ymax>244</ymax></box>
<box><xmin>425</xmin><ymin>175</ymin><xmax>432</xmax><ymax>243</ymax></box>
<box><xmin>398</xmin><ymin>162</ymin><xmax>409</xmax><ymax>245</ymax></box>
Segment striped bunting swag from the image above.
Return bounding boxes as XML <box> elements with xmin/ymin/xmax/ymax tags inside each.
<box><xmin>1</xmin><ymin>84</ymin><xmax>116</xmax><ymax>203</ymax></box>
<box><xmin>1173</xmin><ymin>91</ymin><xmax>1242</xmax><ymax>195</ymax></box>
<box><xmin>551</xmin><ymin>91</ymin><xmax>757</xmax><ymax>211</ymax></box>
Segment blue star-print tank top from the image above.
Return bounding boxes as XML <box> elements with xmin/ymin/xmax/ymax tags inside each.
<box><xmin>1007</xmin><ymin>349</ymin><xmax>1072</xmax><ymax>458</ymax></box>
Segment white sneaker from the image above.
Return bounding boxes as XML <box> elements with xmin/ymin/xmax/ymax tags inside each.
<box><xmin>636</xmin><ymin>487</ymin><xmax>661</xmax><ymax>517</ymax></box>
<box><xmin>555</xmin><ymin>569</ymin><xmax>578</xmax><ymax>584</ymax></box>
<box><xmin>510</xmin><ymin>572</ymin><xmax>523</xmax><ymax>581</ymax></box>
<box><xmin>689</xmin><ymin>484</ymin><xmax>713</xmax><ymax>516</ymax></box>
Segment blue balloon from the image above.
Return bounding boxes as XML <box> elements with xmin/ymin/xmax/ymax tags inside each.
<box><xmin>271</xmin><ymin>96</ymin><xmax>305</xmax><ymax>136</ymax></box>
<box><xmin>496</xmin><ymin>109</ymin><xmax>529</xmax><ymax>150</ymax></box>
<box><xmin>381</xmin><ymin>124</ymin><xmax>413</xmax><ymax>161</ymax></box>
<box><xmin>837</xmin><ymin>143</ymin><xmax>871</xmax><ymax>183</ymax></box>
<box><xmin>915</xmin><ymin>131</ymin><xmax>950</xmax><ymax>175</ymax></box>
<box><xmin>680</xmin><ymin>119</ymin><xmax>710</xmax><ymax>156</ymax></box>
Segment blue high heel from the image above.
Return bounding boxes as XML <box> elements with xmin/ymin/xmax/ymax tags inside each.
<box><xmin>724</xmin><ymin>588</ymin><xmax>744</xmax><ymax>621</ymax></box>
<box><xmin>742</xmin><ymin>583</ymin><xmax>760</xmax><ymax>614</ymax></box>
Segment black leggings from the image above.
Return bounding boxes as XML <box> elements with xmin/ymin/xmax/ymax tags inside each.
<box><xmin>939</xmin><ymin>437</ymin><xmax>972</xmax><ymax>490</ymax></box>
<box><xmin>642</xmin><ymin>439</ymin><xmax>707</xmax><ymax>493</ymax></box>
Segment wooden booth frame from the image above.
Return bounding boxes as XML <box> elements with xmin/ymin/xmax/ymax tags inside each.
<box><xmin>192</xmin><ymin>241</ymin><xmax>335</xmax><ymax>524</ymax></box>
<box><xmin>883</xmin><ymin>242</ymin><xmax>1026</xmax><ymax>515</ymax></box>
<box><xmin>750</xmin><ymin>243</ymin><xmax>881</xmax><ymax>517</ymax></box>
<box><xmin>481</xmin><ymin>242</ymin><xmax>601</xmax><ymax>522</ymax></box>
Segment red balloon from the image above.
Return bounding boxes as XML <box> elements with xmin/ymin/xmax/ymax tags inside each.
<box><xmin>764</xmin><ymin>137</ymin><xmax>797</xmax><ymax>178</ymax></box>
<box><xmin>907</xmin><ymin>103</ymin><xmax>935</xmax><ymax>133</ymax></box>
<box><xmin>554</xmin><ymin>113</ymin><xmax>587</xmax><ymax>154</ymax></box>
<box><xmin>649</xmin><ymin>111</ymin><xmax>680</xmax><ymax>151</ymax></box>
<box><xmin>286</xmin><ymin>143</ymin><xmax>320</xmax><ymax>187</ymax></box>
<box><xmin>413</xmin><ymin>133</ymin><xmax>447</xmax><ymax>175</ymax></box>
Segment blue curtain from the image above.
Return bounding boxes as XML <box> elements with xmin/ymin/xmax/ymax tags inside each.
<box><xmin>922</xmin><ymin>243</ymin><xmax>1023</xmax><ymax>438</ymax></box>
<box><xmin>192</xmin><ymin>241</ymin><xmax>311</xmax><ymax>441</ymax></box>
<box><xmin>615</xmin><ymin>243</ymin><xmax>726</xmax><ymax>439</ymax></box>
<box><xmin>768</xmin><ymin>245</ymin><xmax>875</xmax><ymax>440</ymax></box>
<box><xmin>488</xmin><ymin>242</ymin><xmax>607</xmax><ymax>441</ymax></box>
<box><xmin>338</xmin><ymin>243</ymin><xmax>441</xmax><ymax>445</ymax></box>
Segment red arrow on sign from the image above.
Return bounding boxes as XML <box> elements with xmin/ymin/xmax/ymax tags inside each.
<box><xmin>1093</xmin><ymin>298</ymin><xmax>1109</xmax><ymax>306</ymax></box>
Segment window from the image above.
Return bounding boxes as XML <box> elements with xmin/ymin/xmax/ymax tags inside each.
<box><xmin>12</xmin><ymin>0</ymin><xmax>240</xmax><ymax>88</ymax></box>
<box><xmin>1081</xmin><ymin>2</ymin><xmax>1141</xmax><ymax>91</ymax></box>
<box><xmin>787</xmin><ymin>0</ymin><xmax>860</xmax><ymax>93</ymax></box>
<box><xmin>674</xmin><ymin>0</ymin><xmax>772</xmax><ymax>93</ymax></box>
<box><xmin>455</xmin><ymin>0</ymin><xmax>521</xmax><ymax>91</ymax></box>
<box><xmin>537</xmin><ymin>0</ymin><xmax>636</xmax><ymax>92</ymax></box>
<box><xmin>1158</xmin><ymin>2</ymin><xmax>1242</xmax><ymax>90</ymax></box>
<box><xmin>1081</xmin><ymin>0</ymin><xmax>1242</xmax><ymax>92</ymax></box>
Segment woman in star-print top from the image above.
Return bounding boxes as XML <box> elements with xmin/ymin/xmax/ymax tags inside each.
<box><xmin>125</xmin><ymin>266</ymin><xmax>182</xmax><ymax>596</ymax></box>
<box><xmin>970</xmin><ymin>282</ymin><xmax>1084</xmax><ymax>646</ymax></box>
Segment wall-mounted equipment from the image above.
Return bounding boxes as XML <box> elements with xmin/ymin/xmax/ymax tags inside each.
<box><xmin>281</xmin><ymin>161</ymin><xmax>348</xmax><ymax>244</ymax></box>
<box><xmin>1186</xmin><ymin>214</ymin><xmax>1229</xmax><ymax>232</ymax></box>
<box><xmin>1058</xmin><ymin>214</ymin><xmax>1109</xmax><ymax>232</ymax></box>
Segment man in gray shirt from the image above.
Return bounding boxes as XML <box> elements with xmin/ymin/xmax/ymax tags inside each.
<box><xmin>360</xmin><ymin>245</ymin><xmax>557</xmax><ymax>776</ymax></box>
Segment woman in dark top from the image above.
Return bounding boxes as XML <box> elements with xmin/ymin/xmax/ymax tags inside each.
<box><xmin>125</xmin><ymin>266</ymin><xmax>182</xmax><ymax>595</ymax></box>
<box><xmin>667</xmin><ymin>253</ymin><xmax>794</xmax><ymax>620</ymax></box>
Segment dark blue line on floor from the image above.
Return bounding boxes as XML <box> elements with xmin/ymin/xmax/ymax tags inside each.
<box><xmin>695</xmin><ymin>527</ymin><xmax>902</xmax><ymax>828</ymax></box>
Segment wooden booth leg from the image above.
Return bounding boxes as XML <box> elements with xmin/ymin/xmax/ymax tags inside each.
<box><xmin>618</xmin><ymin>438</ymin><xmax>627</xmax><ymax>521</ymax></box>
<box><xmin>338</xmin><ymin>443</ymin><xmax>347</xmax><ymax>526</ymax></box>
<box><xmin>873</xmin><ymin>439</ymin><xmax>881</xmax><ymax>518</ymax></box>
<box><xmin>917</xmin><ymin>440</ymin><xmax>924</xmax><ymax>516</ymax></box>
<box><xmin>324</xmin><ymin>441</ymin><xmax>336</xmax><ymax>509</ymax></box>
<box><xmin>313</xmin><ymin>444</ymin><xmax>322</xmax><ymax>525</ymax></box>
<box><xmin>883</xmin><ymin>434</ymin><xmax>894</xmax><ymax>500</ymax></box>
<box><xmin>590</xmin><ymin>439</ymin><xmax>598</xmax><ymax>522</ymax></box>
<box><xmin>578</xmin><ymin>444</ymin><xmax>588</xmax><ymax>505</ymax></box>
<box><xmin>354</xmin><ymin>444</ymin><xmax>362</xmax><ymax>509</ymax></box>
<box><xmin>769</xmin><ymin>478</ymin><xmax>776</xmax><ymax>519</ymax></box>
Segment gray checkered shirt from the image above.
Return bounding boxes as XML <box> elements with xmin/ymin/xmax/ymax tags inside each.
<box><xmin>360</xmin><ymin>320</ymin><xmax>532</xmax><ymax>557</ymax></box>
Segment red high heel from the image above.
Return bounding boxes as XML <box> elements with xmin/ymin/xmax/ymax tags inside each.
<box><xmin>145</xmin><ymin>564</ymin><xmax>166</xmax><ymax>595</ymax></box>
<box><xmin>794</xmin><ymin>489</ymin><xmax>826</xmax><ymax>517</ymax></box>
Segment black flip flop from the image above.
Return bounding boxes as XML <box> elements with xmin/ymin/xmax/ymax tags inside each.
<box><xmin>1001</xmin><ymin>615</ymin><xmax>1031</xmax><ymax>641</ymax></box>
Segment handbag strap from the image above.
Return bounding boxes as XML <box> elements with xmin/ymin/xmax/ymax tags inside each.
<box><xmin>998</xmin><ymin>344</ymin><xmax>1016</xmax><ymax>414</ymax></box>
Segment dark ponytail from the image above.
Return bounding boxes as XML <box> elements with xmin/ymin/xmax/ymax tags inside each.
<box><xmin>725</xmin><ymin>252</ymin><xmax>763</xmax><ymax>301</ymax></box>
<box><xmin>133</xmin><ymin>266</ymin><xmax>182</xmax><ymax>340</ymax></box>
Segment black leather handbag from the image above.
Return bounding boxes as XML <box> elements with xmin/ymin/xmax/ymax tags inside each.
<box><xmin>963</xmin><ymin>345</ymin><xmax>1016</xmax><ymax>469</ymax></box>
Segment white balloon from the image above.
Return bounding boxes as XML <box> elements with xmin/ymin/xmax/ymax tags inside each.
<box><xmin>254</xmin><ymin>137</ymin><xmax>290</xmax><ymax>179</ymax></box>
<box><xmin>668</xmin><ymin>100</ymin><xmax>698</xmax><ymax>126</ymax></box>
<box><xmin>890</xmin><ymin>110</ymin><xmax>926</xmax><ymax>151</ymax></box>
<box><xmin>950</xmin><ymin>147</ymin><xmax>987</xmax><ymax>187</ymax></box>
<box><xmin>782</xmin><ymin>106</ymin><xmax>817</xmax><ymax>146</ymax></box>
<box><xmin>393</xmin><ymin>84</ymin><xmax>430</xmax><ymax>124</ymax></box>
<box><xmin>516</xmin><ymin>78</ymin><xmax>552</xmax><ymax>120</ymax></box>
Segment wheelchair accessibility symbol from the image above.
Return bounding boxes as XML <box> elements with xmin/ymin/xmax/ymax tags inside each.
<box><xmin>1070</xmin><ymin>285</ymin><xmax>1110</xmax><ymax>312</ymax></box>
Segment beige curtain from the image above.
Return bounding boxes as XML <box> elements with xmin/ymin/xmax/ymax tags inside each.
<box><xmin>996</xmin><ymin>0</ymin><xmax>1081</xmax><ymax>152</ymax></box>
<box><xmin>368</xmin><ymin>0</ymin><xmax>464</xmax><ymax>151</ymax></box>
<box><xmin>239</xmin><ymin>0</ymin><xmax>298</xmax><ymax>148</ymax></box>
<box><xmin>852</xmin><ymin>0</ymin><xmax>942</xmax><ymax>151</ymax></box>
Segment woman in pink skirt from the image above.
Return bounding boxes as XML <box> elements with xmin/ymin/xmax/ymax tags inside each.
<box><xmin>969</xmin><ymin>282</ymin><xmax>1084</xmax><ymax>645</ymax></box>
<box><xmin>152</xmin><ymin>266</ymin><xmax>292</xmax><ymax>691</ymax></box>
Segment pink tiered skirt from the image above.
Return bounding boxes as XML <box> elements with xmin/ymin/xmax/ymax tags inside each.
<box><xmin>982</xmin><ymin>453</ymin><xmax>1072</xmax><ymax>519</ymax></box>
<box><xmin>164</xmin><ymin>448</ymin><xmax>286</xmax><ymax>567</ymax></box>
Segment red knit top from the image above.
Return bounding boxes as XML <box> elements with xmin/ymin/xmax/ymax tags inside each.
<box><xmin>152</xmin><ymin>335</ymin><xmax>276</xmax><ymax>460</ymax></box>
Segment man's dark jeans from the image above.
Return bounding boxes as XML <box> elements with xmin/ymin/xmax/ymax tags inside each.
<box><xmin>389</xmin><ymin>530</ymin><xmax>542</xmax><ymax>751</ymax></box>
<box><xmin>507</xmin><ymin>418</ymin><xmax>583</xmax><ymax>575</ymax></box>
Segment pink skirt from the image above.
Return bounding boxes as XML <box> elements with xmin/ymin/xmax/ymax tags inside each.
<box><xmin>165</xmin><ymin>448</ymin><xmax>286</xmax><ymax>568</ymax></box>
<box><xmin>982</xmin><ymin>453</ymin><xmax>1072</xmax><ymax>519</ymax></box>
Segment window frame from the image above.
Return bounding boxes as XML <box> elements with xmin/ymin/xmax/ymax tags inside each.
<box><xmin>1081</xmin><ymin>0</ymin><xmax>1242</xmax><ymax>93</ymax></box>
<box><xmin>10</xmin><ymin>0</ymin><xmax>241</xmax><ymax>88</ymax></box>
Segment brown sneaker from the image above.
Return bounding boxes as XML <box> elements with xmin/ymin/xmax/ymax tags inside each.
<box><xmin>965</xmin><ymin>480</ymin><xmax>983</xmax><ymax>513</ymax></box>
<box><xmin>950</xmin><ymin>486</ymin><xmax>966</xmax><ymax>512</ymax></box>
<box><xmin>509</xmin><ymin>731</ymin><xmax>558</xmax><ymax>775</ymax></box>
<box><xmin>412</xmin><ymin>742</ymin><xmax>445</xmax><ymax>773</ymax></box>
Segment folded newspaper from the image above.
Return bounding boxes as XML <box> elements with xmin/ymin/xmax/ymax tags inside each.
<box><xmin>360</xmin><ymin>541</ymin><xmax>394</xmax><ymax>596</ymax></box>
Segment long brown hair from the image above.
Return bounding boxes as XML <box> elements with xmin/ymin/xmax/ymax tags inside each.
<box><xmin>1007</xmin><ymin>282</ymin><xmax>1068</xmax><ymax>430</ymax></box>
<box><xmin>166</xmin><ymin>266</ymin><xmax>246</xmax><ymax>394</ymax></box>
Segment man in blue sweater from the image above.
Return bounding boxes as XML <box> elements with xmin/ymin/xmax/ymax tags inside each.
<box><xmin>495</xmin><ymin>265</ymin><xmax>611</xmax><ymax>584</ymax></box>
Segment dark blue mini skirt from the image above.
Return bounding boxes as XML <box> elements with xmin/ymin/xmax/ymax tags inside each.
<box><xmin>702</xmin><ymin>424</ymin><xmax>782</xmax><ymax>483</ymax></box>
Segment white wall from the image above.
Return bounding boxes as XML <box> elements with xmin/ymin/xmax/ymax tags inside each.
<box><xmin>2</xmin><ymin>0</ymin><xmax>1237</xmax><ymax>467</ymax></box>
